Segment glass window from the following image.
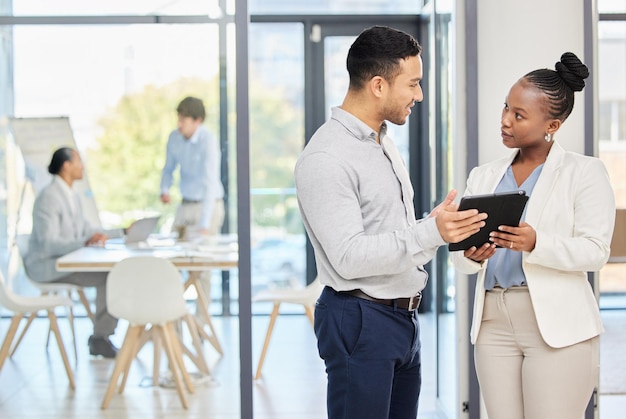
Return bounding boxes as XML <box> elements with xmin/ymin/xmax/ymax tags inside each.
<box><xmin>2</xmin><ymin>23</ymin><xmax>227</xmax><ymax>303</ymax></box>
<box><xmin>598</xmin><ymin>18</ymin><xmax>626</xmax><ymax>309</ymax></box>
<box><xmin>248</xmin><ymin>23</ymin><xmax>306</xmax><ymax>302</ymax></box>
<box><xmin>11</xmin><ymin>24</ymin><xmax>220</xmax><ymax>226</ymax></box>
<box><xmin>8</xmin><ymin>0</ymin><xmax>228</xmax><ymax>16</ymax></box>
<box><xmin>599</xmin><ymin>0</ymin><xmax>626</xmax><ymax>13</ymax></box>
<box><xmin>250</xmin><ymin>0</ymin><xmax>423</xmax><ymax>15</ymax></box>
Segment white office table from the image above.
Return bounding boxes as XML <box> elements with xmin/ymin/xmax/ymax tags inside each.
<box><xmin>55</xmin><ymin>237</ymin><xmax>238</xmax><ymax>372</ymax></box>
<box><xmin>55</xmin><ymin>241</ymin><xmax>238</xmax><ymax>273</ymax></box>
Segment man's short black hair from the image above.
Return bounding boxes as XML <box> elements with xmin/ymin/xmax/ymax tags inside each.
<box><xmin>176</xmin><ymin>96</ymin><xmax>206</xmax><ymax>120</ymax></box>
<box><xmin>347</xmin><ymin>26</ymin><xmax>422</xmax><ymax>90</ymax></box>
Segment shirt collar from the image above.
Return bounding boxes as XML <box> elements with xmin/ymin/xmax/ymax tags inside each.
<box><xmin>187</xmin><ymin>126</ymin><xmax>201</xmax><ymax>144</ymax></box>
<box><xmin>330</xmin><ymin>106</ymin><xmax>380</xmax><ymax>143</ymax></box>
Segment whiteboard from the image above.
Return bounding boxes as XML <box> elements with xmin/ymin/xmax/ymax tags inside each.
<box><xmin>9</xmin><ymin>117</ymin><xmax>102</xmax><ymax>228</ymax></box>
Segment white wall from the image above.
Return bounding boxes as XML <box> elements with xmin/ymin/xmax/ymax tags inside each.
<box><xmin>476</xmin><ymin>0</ymin><xmax>587</xmax><ymax>164</ymax></box>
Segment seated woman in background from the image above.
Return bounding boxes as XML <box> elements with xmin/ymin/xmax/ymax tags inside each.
<box><xmin>24</xmin><ymin>147</ymin><xmax>119</xmax><ymax>358</ymax></box>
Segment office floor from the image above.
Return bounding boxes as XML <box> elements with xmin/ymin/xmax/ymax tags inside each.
<box><xmin>0</xmin><ymin>309</ymin><xmax>624</xmax><ymax>418</ymax></box>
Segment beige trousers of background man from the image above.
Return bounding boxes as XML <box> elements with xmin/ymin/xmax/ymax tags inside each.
<box><xmin>474</xmin><ymin>286</ymin><xmax>598</xmax><ymax>419</ymax></box>
<box><xmin>173</xmin><ymin>199</ymin><xmax>225</xmax><ymax>236</ymax></box>
<box><xmin>173</xmin><ymin>199</ymin><xmax>226</xmax><ymax>314</ymax></box>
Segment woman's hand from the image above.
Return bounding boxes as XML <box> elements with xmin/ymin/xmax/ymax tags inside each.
<box><xmin>86</xmin><ymin>232</ymin><xmax>109</xmax><ymax>247</ymax></box>
<box><xmin>489</xmin><ymin>222</ymin><xmax>536</xmax><ymax>252</ymax></box>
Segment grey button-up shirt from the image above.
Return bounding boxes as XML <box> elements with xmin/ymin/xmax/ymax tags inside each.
<box><xmin>294</xmin><ymin>107</ymin><xmax>445</xmax><ymax>299</ymax></box>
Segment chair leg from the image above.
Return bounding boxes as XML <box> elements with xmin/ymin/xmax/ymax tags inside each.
<box><xmin>0</xmin><ymin>316</ymin><xmax>24</xmax><ymax>372</ymax></box>
<box><xmin>181</xmin><ymin>313</ymin><xmax>211</xmax><ymax>375</ymax></box>
<box><xmin>42</xmin><ymin>292</ymin><xmax>53</xmax><ymax>351</ymax></box>
<box><xmin>66</xmin><ymin>305</ymin><xmax>78</xmax><ymax>361</ymax></box>
<box><xmin>101</xmin><ymin>325</ymin><xmax>144</xmax><ymax>409</ymax></box>
<box><xmin>9</xmin><ymin>312</ymin><xmax>36</xmax><ymax>357</ymax></box>
<box><xmin>167</xmin><ymin>322</ymin><xmax>194</xmax><ymax>394</ymax></box>
<box><xmin>47</xmin><ymin>310</ymin><xmax>75</xmax><ymax>390</ymax></box>
<box><xmin>255</xmin><ymin>303</ymin><xmax>281</xmax><ymax>380</ymax></box>
<box><xmin>76</xmin><ymin>289</ymin><xmax>95</xmax><ymax>322</ymax></box>
<box><xmin>304</xmin><ymin>304</ymin><xmax>315</xmax><ymax>325</ymax></box>
<box><xmin>157</xmin><ymin>324</ymin><xmax>188</xmax><ymax>409</ymax></box>
<box><xmin>133</xmin><ymin>325</ymin><xmax>152</xmax><ymax>357</ymax></box>
<box><xmin>188</xmin><ymin>274</ymin><xmax>223</xmax><ymax>355</ymax></box>
<box><xmin>151</xmin><ymin>327</ymin><xmax>162</xmax><ymax>387</ymax></box>
<box><xmin>119</xmin><ymin>326</ymin><xmax>148</xmax><ymax>394</ymax></box>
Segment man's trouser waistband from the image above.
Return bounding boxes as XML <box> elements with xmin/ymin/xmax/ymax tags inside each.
<box><xmin>338</xmin><ymin>288</ymin><xmax>421</xmax><ymax>311</ymax></box>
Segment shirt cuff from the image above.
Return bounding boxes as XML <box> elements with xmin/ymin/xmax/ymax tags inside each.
<box><xmin>413</xmin><ymin>217</ymin><xmax>447</xmax><ymax>249</ymax></box>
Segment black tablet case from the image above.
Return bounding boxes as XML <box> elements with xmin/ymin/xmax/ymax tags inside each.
<box><xmin>448</xmin><ymin>191</ymin><xmax>529</xmax><ymax>251</ymax></box>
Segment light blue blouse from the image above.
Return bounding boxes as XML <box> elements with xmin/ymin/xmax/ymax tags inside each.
<box><xmin>484</xmin><ymin>163</ymin><xmax>544</xmax><ymax>290</ymax></box>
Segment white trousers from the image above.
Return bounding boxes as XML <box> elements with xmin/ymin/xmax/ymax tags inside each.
<box><xmin>475</xmin><ymin>286</ymin><xmax>598</xmax><ymax>419</ymax></box>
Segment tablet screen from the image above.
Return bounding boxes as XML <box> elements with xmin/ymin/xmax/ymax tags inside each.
<box><xmin>448</xmin><ymin>191</ymin><xmax>529</xmax><ymax>251</ymax></box>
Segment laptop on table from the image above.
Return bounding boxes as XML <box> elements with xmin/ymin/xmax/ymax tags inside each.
<box><xmin>105</xmin><ymin>216</ymin><xmax>160</xmax><ymax>247</ymax></box>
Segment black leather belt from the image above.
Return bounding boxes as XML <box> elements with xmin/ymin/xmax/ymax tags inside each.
<box><xmin>182</xmin><ymin>198</ymin><xmax>203</xmax><ymax>204</ymax></box>
<box><xmin>340</xmin><ymin>289</ymin><xmax>421</xmax><ymax>311</ymax></box>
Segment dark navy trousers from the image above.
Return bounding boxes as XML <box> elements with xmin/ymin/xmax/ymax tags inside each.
<box><xmin>314</xmin><ymin>286</ymin><xmax>422</xmax><ymax>419</ymax></box>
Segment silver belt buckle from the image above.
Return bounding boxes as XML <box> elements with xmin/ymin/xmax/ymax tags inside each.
<box><xmin>408</xmin><ymin>292</ymin><xmax>422</xmax><ymax>311</ymax></box>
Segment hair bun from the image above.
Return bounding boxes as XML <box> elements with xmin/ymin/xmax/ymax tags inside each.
<box><xmin>555</xmin><ymin>52</ymin><xmax>589</xmax><ymax>92</ymax></box>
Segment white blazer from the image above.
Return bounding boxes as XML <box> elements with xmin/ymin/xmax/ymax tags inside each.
<box><xmin>451</xmin><ymin>142</ymin><xmax>615</xmax><ymax>348</ymax></box>
<box><xmin>24</xmin><ymin>178</ymin><xmax>97</xmax><ymax>282</ymax></box>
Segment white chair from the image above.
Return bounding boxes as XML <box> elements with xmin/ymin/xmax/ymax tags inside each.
<box><xmin>101</xmin><ymin>256</ymin><xmax>200</xmax><ymax>409</ymax></box>
<box><xmin>10</xmin><ymin>234</ymin><xmax>94</xmax><ymax>360</ymax></box>
<box><xmin>253</xmin><ymin>278</ymin><xmax>323</xmax><ymax>379</ymax></box>
<box><xmin>0</xmin><ymin>270</ymin><xmax>75</xmax><ymax>390</ymax></box>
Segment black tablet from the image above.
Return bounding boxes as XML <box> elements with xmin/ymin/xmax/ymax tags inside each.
<box><xmin>448</xmin><ymin>190</ymin><xmax>529</xmax><ymax>251</ymax></box>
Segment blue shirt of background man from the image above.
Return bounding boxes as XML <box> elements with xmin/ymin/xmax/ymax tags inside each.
<box><xmin>484</xmin><ymin>163</ymin><xmax>543</xmax><ymax>290</ymax></box>
<box><xmin>160</xmin><ymin>125</ymin><xmax>224</xmax><ymax>228</ymax></box>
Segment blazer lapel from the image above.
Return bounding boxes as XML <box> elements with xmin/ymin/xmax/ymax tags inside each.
<box><xmin>50</xmin><ymin>179</ymin><xmax>83</xmax><ymax>240</ymax></box>
<box><xmin>525</xmin><ymin>142</ymin><xmax>565</xmax><ymax>226</ymax></box>
<box><xmin>479</xmin><ymin>150</ymin><xmax>518</xmax><ymax>193</ymax></box>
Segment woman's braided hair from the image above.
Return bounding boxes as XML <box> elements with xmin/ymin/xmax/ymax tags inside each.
<box><xmin>523</xmin><ymin>52</ymin><xmax>589</xmax><ymax>122</ymax></box>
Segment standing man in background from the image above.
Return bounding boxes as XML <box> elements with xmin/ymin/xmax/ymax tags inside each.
<box><xmin>160</xmin><ymin>96</ymin><xmax>225</xmax><ymax>237</ymax></box>
<box><xmin>160</xmin><ymin>96</ymin><xmax>225</xmax><ymax>311</ymax></box>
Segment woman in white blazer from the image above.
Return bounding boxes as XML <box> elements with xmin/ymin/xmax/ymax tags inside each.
<box><xmin>24</xmin><ymin>147</ymin><xmax>119</xmax><ymax>358</ymax></box>
<box><xmin>451</xmin><ymin>53</ymin><xmax>615</xmax><ymax>419</ymax></box>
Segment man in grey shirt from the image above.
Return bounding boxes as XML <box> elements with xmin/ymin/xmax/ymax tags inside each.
<box><xmin>295</xmin><ymin>26</ymin><xmax>486</xmax><ymax>419</ymax></box>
